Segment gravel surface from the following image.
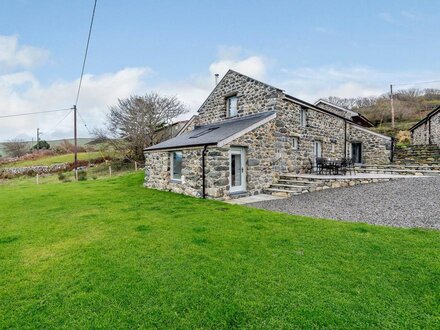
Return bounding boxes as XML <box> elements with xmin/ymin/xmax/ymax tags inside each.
<box><xmin>250</xmin><ymin>177</ymin><xmax>440</xmax><ymax>229</ymax></box>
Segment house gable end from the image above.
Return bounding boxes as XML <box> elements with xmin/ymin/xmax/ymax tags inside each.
<box><xmin>196</xmin><ymin>70</ymin><xmax>283</xmax><ymax>126</ymax></box>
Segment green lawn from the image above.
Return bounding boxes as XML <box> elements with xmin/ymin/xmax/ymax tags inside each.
<box><xmin>0</xmin><ymin>152</ymin><xmax>105</xmax><ymax>168</ymax></box>
<box><xmin>0</xmin><ymin>173</ymin><xmax>439</xmax><ymax>328</ymax></box>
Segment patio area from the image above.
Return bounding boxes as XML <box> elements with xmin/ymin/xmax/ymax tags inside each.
<box><xmin>294</xmin><ymin>172</ymin><xmax>416</xmax><ymax>180</ymax></box>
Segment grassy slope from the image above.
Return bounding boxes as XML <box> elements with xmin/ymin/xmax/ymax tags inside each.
<box><xmin>0</xmin><ymin>152</ymin><xmax>104</xmax><ymax>168</ymax></box>
<box><xmin>0</xmin><ymin>138</ymin><xmax>93</xmax><ymax>157</ymax></box>
<box><xmin>0</xmin><ymin>173</ymin><xmax>439</xmax><ymax>328</ymax></box>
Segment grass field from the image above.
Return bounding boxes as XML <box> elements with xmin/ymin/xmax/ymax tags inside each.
<box><xmin>0</xmin><ymin>152</ymin><xmax>105</xmax><ymax>168</ymax></box>
<box><xmin>0</xmin><ymin>173</ymin><xmax>439</xmax><ymax>328</ymax></box>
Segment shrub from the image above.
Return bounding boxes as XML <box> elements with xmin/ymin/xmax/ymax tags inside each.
<box><xmin>77</xmin><ymin>170</ymin><xmax>87</xmax><ymax>181</ymax></box>
<box><xmin>58</xmin><ymin>172</ymin><xmax>66</xmax><ymax>181</ymax></box>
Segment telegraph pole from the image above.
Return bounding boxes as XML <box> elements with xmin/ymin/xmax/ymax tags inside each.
<box><xmin>73</xmin><ymin>105</ymin><xmax>78</xmax><ymax>170</ymax></box>
<box><xmin>36</xmin><ymin>128</ymin><xmax>41</xmax><ymax>150</ymax></box>
<box><xmin>390</xmin><ymin>84</ymin><xmax>395</xmax><ymax>129</ymax></box>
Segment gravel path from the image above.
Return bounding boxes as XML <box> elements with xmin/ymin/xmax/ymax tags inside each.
<box><xmin>250</xmin><ymin>177</ymin><xmax>440</xmax><ymax>229</ymax></box>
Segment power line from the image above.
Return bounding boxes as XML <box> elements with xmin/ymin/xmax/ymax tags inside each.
<box><xmin>77</xmin><ymin>111</ymin><xmax>92</xmax><ymax>134</ymax></box>
<box><xmin>74</xmin><ymin>0</ymin><xmax>98</xmax><ymax>107</ymax></box>
<box><xmin>0</xmin><ymin>108</ymin><xmax>73</xmax><ymax>119</ymax></box>
<box><xmin>44</xmin><ymin>108</ymin><xmax>74</xmax><ymax>135</ymax></box>
<box><xmin>392</xmin><ymin>79</ymin><xmax>440</xmax><ymax>87</ymax></box>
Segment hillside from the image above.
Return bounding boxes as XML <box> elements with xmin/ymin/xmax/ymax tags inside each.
<box><xmin>0</xmin><ymin>138</ymin><xmax>93</xmax><ymax>157</ymax></box>
<box><xmin>323</xmin><ymin>88</ymin><xmax>440</xmax><ymax>140</ymax></box>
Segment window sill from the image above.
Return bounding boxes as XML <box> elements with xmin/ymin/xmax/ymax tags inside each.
<box><xmin>170</xmin><ymin>179</ymin><xmax>182</xmax><ymax>183</ymax></box>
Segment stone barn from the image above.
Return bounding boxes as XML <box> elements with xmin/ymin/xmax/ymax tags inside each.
<box><xmin>144</xmin><ymin>70</ymin><xmax>392</xmax><ymax>200</ymax></box>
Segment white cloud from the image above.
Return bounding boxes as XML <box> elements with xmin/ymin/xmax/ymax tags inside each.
<box><xmin>0</xmin><ymin>67</ymin><xmax>151</xmax><ymax>141</ymax></box>
<box><xmin>276</xmin><ymin>66</ymin><xmax>440</xmax><ymax>102</ymax></box>
<box><xmin>378</xmin><ymin>12</ymin><xmax>395</xmax><ymax>23</ymax></box>
<box><xmin>313</xmin><ymin>27</ymin><xmax>333</xmax><ymax>35</ymax></box>
<box><xmin>0</xmin><ymin>35</ymin><xmax>49</xmax><ymax>72</ymax></box>
<box><xmin>401</xmin><ymin>10</ymin><xmax>418</xmax><ymax>20</ymax></box>
<box><xmin>209</xmin><ymin>46</ymin><xmax>268</xmax><ymax>80</ymax></box>
<box><xmin>0</xmin><ymin>40</ymin><xmax>271</xmax><ymax>141</ymax></box>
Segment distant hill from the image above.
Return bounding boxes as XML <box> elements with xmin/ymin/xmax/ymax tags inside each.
<box><xmin>322</xmin><ymin>88</ymin><xmax>440</xmax><ymax>138</ymax></box>
<box><xmin>0</xmin><ymin>138</ymin><xmax>94</xmax><ymax>157</ymax></box>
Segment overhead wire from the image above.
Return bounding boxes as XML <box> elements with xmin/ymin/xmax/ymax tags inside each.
<box><xmin>74</xmin><ymin>0</ymin><xmax>97</xmax><ymax>107</ymax></box>
<box><xmin>44</xmin><ymin>108</ymin><xmax>74</xmax><ymax>136</ymax></box>
<box><xmin>391</xmin><ymin>79</ymin><xmax>440</xmax><ymax>87</ymax></box>
<box><xmin>0</xmin><ymin>108</ymin><xmax>73</xmax><ymax>119</ymax></box>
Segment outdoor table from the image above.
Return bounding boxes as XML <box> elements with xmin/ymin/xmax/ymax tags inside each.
<box><xmin>323</xmin><ymin>158</ymin><xmax>343</xmax><ymax>175</ymax></box>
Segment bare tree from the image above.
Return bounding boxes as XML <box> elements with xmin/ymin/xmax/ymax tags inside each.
<box><xmin>3</xmin><ymin>139</ymin><xmax>29</xmax><ymax>158</ymax></box>
<box><xmin>95</xmin><ymin>92</ymin><xmax>188</xmax><ymax>161</ymax></box>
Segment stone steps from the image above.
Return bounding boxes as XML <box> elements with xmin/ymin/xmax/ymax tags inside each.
<box><xmin>264</xmin><ymin>188</ymin><xmax>305</xmax><ymax>196</ymax></box>
<box><xmin>357</xmin><ymin>164</ymin><xmax>440</xmax><ymax>170</ymax></box>
<box><xmin>264</xmin><ymin>174</ymin><xmax>397</xmax><ymax>197</ymax></box>
<box><xmin>355</xmin><ymin>167</ymin><xmax>440</xmax><ymax>176</ymax></box>
<box><xmin>265</xmin><ymin>175</ymin><xmax>319</xmax><ymax>197</ymax></box>
<box><xmin>393</xmin><ymin>144</ymin><xmax>440</xmax><ymax>166</ymax></box>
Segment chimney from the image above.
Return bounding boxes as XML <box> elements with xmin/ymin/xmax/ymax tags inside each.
<box><xmin>214</xmin><ymin>73</ymin><xmax>219</xmax><ymax>86</ymax></box>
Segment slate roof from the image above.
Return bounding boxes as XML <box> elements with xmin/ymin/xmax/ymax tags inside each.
<box><xmin>145</xmin><ymin>111</ymin><xmax>276</xmax><ymax>151</ymax></box>
<box><xmin>409</xmin><ymin>105</ymin><xmax>440</xmax><ymax>131</ymax></box>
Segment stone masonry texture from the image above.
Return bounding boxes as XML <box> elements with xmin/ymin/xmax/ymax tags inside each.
<box><xmin>412</xmin><ymin>110</ymin><xmax>440</xmax><ymax>145</ymax></box>
<box><xmin>145</xmin><ymin>70</ymin><xmax>392</xmax><ymax>200</ymax></box>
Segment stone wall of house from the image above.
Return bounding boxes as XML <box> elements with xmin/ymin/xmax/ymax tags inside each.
<box><xmin>347</xmin><ymin>125</ymin><xmax>392</xmax><ymax>164</ymax></box>
<box><xmin>432</xmin><ymin>112</ymin><xmax>440</xmax><ymax>145</ymax></box>
<box><xmin>225</xmin><ymin>121</ymin><xmax>277</xmax><ymax>197</ymax></box>
<box><xmin>144</xmin><ymin>148</ymin><xmax>203</xmax><ymax>198</ymax></box>
<box><xmin>144</xmin><ymin>121</ymin><xmax>277</xmax><ymax>200</ymax></box>
<box><xmin>195</xmin><ymin>70</ymin><xmax>283</xmax><ymax>126</ymax></box>
<box><xmin>412</xmin><ymin>112</ymin><xmax>440</xmax><ymax>145</ymax></box>
<box><xmin>412</xmin><ymin>123</ymin><xmax>429</xmax><ymax>145</ymax></box>
<box><xmin>274</xmin><ymin>99</ymin><xmax>347</xmax><ymax>173</ymax></box>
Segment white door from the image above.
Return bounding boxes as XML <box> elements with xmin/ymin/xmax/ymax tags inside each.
<box><xmin>313</xmin><ymin>141</ymin><xmax>322</xmax><ymax>168</ymax></box>
<box><xmin>230</xmin><ymin>148</ymin><xmax>246</xmax><ymax>193</ymax></box>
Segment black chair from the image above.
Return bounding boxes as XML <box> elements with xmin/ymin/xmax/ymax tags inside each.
<box><xmin>341</xmin><ymin>157</ymin><xmax>356</xmax><ymax>175</ymax></box>
<box><xmin>308</xmin><ymin>158</ymin><xmax>314</xmax><ymax>174</ymax></box>
<box><xmin>315</xmin><ymin>157</ymin><xmax>328</xmax><ymax>175</ymax></box>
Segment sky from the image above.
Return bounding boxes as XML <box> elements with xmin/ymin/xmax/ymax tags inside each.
<box><xmin>1</xmin><ymin>0</ymin><xmax>440</xmax><ymax>141</ymax></box>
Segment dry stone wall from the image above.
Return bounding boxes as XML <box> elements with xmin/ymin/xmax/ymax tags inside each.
<box><xmin>1</xmin><ymin>163</ymin><xmax>70</xmax><ymax>178</ymax></box>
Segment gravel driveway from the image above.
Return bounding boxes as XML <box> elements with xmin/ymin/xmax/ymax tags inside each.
<box><xmin>250</xmin><ymin>177</ymin><xmax>440</xmax><ymax>229</ymax></box>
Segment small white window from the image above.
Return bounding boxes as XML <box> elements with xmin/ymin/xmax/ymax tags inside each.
<box><xmin>171</xmin><ymin>151</ymin><xmax>183</xmax><ymax>181</ymax></box>
<box><xmin>300</xmin><ymin>108</ymin><xmax>307</xmax><ymax>127</ymax></box>
<box><xmin>226</xmin><ymin>95</ymin><xmax>238</xmax><ymax>117</ymax></box>
<box><xmin>292</xmin><ymin>137</ymin><xmax>299</xmax><ymax>150</ymax></box>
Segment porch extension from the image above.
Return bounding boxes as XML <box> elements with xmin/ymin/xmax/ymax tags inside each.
<box><xmin>264</xmin><ymin>173</ymin><xmax>414</xmax><ymax>197</ymax></box>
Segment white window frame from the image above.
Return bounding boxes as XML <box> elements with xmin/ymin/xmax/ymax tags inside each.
<box><xmin>226</xmin><ymin>95</ymin><xmax>238</xmax><ymax>118</ymax></box>
<box><xmin>170</xmin><ymin>151</ymin><xmax>183</xmax><ymax>181</ymax></box>
<box><xmin>292</xmin><ymin>137</ymin><xmax>299</xmax><ymax>150</ymax></box>
<box><xmin>300</xmin><ymin>108</ymin><xmax>307</xmax><ymax>127</ymax></box>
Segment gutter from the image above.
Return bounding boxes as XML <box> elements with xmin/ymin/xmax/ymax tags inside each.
<box><xmin>202</xmin><ymin>145</ymin><xmax>208</xmax><ymax>199</ymax></box>
<box><xmin>344</xmin><ymin>120</ymin><xmax>347</xmax><ymax>157</ymax></box>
